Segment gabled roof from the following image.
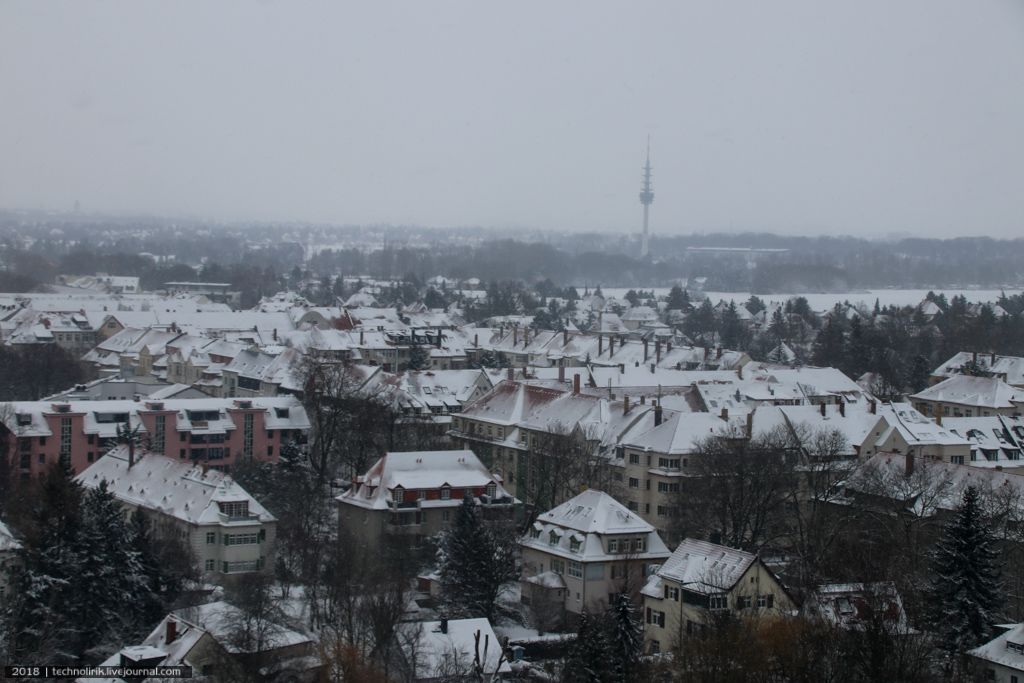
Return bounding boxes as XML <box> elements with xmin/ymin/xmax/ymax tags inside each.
<box><xmin>969</xmin><ymin>623</ymin><xmax>1024</xmax><ymax>672</ymax></box>
<box><xmin>396</xmin><ymin>618</ymin><xmax>511</xmax><ymax>679</ymax></box>
<box><xmin>622</xmin><ymin>411</ymin><xmax>727</xmax><ymax>455</ymax></box>
<box><xmin>655</xmin><ymin>538</ymin><xmax>756</xmax><ymax>594</ymax></box>
<box><xmin>910</xmin><ymin>374</ymin><xmax>1023</xmax><ymax>410</ymax></box>
<box><xmin>75</xmin><ymin>447</ymin><xmax>275</xmax><ymax>526</ymax></box>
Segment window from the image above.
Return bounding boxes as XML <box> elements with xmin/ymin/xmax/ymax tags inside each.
<box><xmin>951</xmin><ymin>455</ymin><xmax>965</xmax><ymax>465</ymax></box>
<box><xmin>621</xmin><ymin>539</ymin><xmax>632</xmax><ymax>553</ymax></box>
<box><xmin>441</xmin><ymin>486</ymin><xmax>451</xmax><ymax>500</ymax></box>
<box><xmin>608</xmin><ymin>539</ymin><xmax>619</xmax><ymax>554</ymax></box>
<box><xmin>39</xmin><ymin>436</ymin><xmax>46</xmax><ymax>446</ymax></box>
<box><xmin>569</xmin><ymin>537</ymin><xmax>581</xmax><ymax>553</ymax></box>
<box><xmin>218</xmin><ymin>501</ymin><xmax>250</xmax><ymax>518</ymax></box>
<box><xmin>738</xmin><ymin>596</ymin><xmax>752</xmax><ymax>609</ymax></box>
<box><xmin>709</xmin><ymin>594</ymin><xmax>728</xmax><ymax>611</ymax></box>
<box><xmin>267</xmin><ymin>446</ymin><xmax>274</xmax><ymax>456</ymax></box>
<box><xmin>629</xmin><ymin>453</ymin><xmax>639</xmax><ymax>464</ymax></box>
<box><xmin>635</xmin><ymin>537</ymin><xmax>645</xmax><ymax>552</ymax></box>
<box><xmin>442</xmin><ymin>510</ymin><xmax>451</xmax><ymax>522</ymax></box>
<box><xmin>758</xmin><ymin>594</ymin><xmax>774</xmax><ymax>608</ymax></box>
<box><xmin>664</xmin><ymin>586</ymin><xmax>679</xmax><ymax>601</ymax></box>
<box><xmin>486</xmin><ymin>482</ymin><xmax>497</xmax><ymax>498</ymax></box>
<box><xmin>87</xmin><ymin>452</ymin><xmax>94</xmax><ymax>462</ymax></box>
<box><xmin>568</xmin><ymin>561</ymin><xmax>583</xmax><ymax>578</ymax></box>
<box><xmin>418</xmin><ymin>489</ymin><xmax>427</xmax><ymax>500</ymax></box>
<box><xmin>658</xmin><ymin>457</ymin><xmax>681</xmax><ymax>469</ymax></box>
<box><xmin>628</xmin><ymin>501</ymin><xmax>639</xmax><ymax>511</ymax></box>
<box><xmin>205</xmin><ymin>559</ymin><xmax>215</xmax><ymax>571</ymax></box>
<box><xmin>645</xmin><ymin>608</ymin><xmax>665</xmax><ymax>627</ymax></box>
<box><xmin>649</xmin><ymin>640</ymin><xmax>661</xmax><ymax>655</ymax></box>
<box><xmin>657</xmin><ymin>482</ymin><xmax>680</xmax><ymax>493</ymax></box>
<box><xmin>530</xmin><ymin>527</ymin><xmax>541</xmax><ymax>539</ymax></box>
<box><xmin>153</xmin><ymin>415</ymin><xmax>165</xmax><ymax>453</ymax></box>
<box><xmin>628</xmin><ymin>477</ymin><xmax>639</xmax><ymax>488</ymax></box>
<box><xmin>206</xmin><ymin>532</ymin><xmax>216</xmax><ymax>544</ymax></box>
<box><xmin>224</xmin><ymin>533</ymin><xmax>259</xmax><ymax>545</ymax></box>
<box><xmin>392</xmin><ymin>487</ymin><xmax>405</xmax><ymax>504</ymax></box>
<box><xmin>37</xmin><ymin>453</ymin><xmax>45</xmax><ymax>464</ymax></box>
<box><xmin>611</xmin><ymin>564</ymin><xmax>627</xmax><ymax>580</ymax></box>
<box><xmin>549</xmin><ymin>530</ymin><xmax>560</xmax><ymax>546</ymax></box>
<box><xmin>551</xmin><ymin>559</ymin><xmax>565</xmax><ymax>575</ymax></box>
<box><xmin>243</xmin><ymin>413</ymin><xmax>254</xmax><ymax>457</ymax></box>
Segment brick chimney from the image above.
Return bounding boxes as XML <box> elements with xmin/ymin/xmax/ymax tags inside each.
<box><xmin>666</xmin><ymin>341</ymin><xmax>672</xmax><ymax>353</ymax></box>
<box><xmin>716</xmin><ymin>346</ymin><xmax>723</xmax><ymax>360</ymax></box>
<box><xmin>746</xmin><ymin>411</ymin><xmax>754</xmax><ymax>438</ymax></box>
<box><xmin>440</xmin><ymin>618</ymin><xmax>448</xmax><ymax>634</ymax></box>
<box><xmin>655</xmin><ymin>340</ymin><xmax>662</xmax><ymax>364</ymax></box>
<box><xmin>573</xmin><ymin>373</ymin><xmax>581</xmax><ymax>395</ymax></box>
<box><xmin>506</xmin><ymin>367</ymin><xmax>514</xmax><ymax>382</ymax></box>
<box><xmin>166</xmin><ymin>619</ymin><xmax>177</xmax><ymax>644</ymax></box>
<box><xmin>435</xmin><ymin>330</ymin><xmax>442</xmax><ymax>348</ymax></box>
<box><xmin>839</xmin><ymin>402</ymin><xmax>846</xmax><ymax>417</ymax></box>
<box><xmin>905</xmin><ymin>450</ymin><xmax>914</xmax><ymax>476</ymax></box>
<box><xmin>935</xmin><ymin>404</ymin><xmax>943</xmax><ymax>425</ymax></box>
<box><xmin>643</xmin><ymin>340</ymin><xmax>649</xmax><ymax>362</ymax></box>
<box><xmin>513</xmin><ymin>326</ymin><xmax>518</xmax><ymax>346</ymax></box>
<box><xmin>128</xmin><ymin>438</ymin><xmax>135</xmax><ymax>469</ymax></box>
<box><xmin>563</xmin><ymin>328</ymin><xmax>569</xmax><ymax>346</ymax></box>
<box><xmin>558</xmin><ymin>365</ymin><xmax>565</xmax><ymax>383</ymax></box>
<box><xmin>992</xmin><ymin>351</ymin><xmax>998</xmax><ymax>364</ymax></box>
<box><xmin>359</xmin><ymin>329</ymin><xmax>365</xmax><ymax>345</ymax></box>
<box><xmin>654</xmin><ymin>402</ymin><xmax>663</xmax><ymax>426</ymax></box>
<box><xmin>650</xmin><ymin>363</ymin><xmax>655</xmax><ymax>374</ymax></box>
<box><xmin>599</xmin><ymin>336</ymin><xmax>604</xmax><ymax>356</ymax></box>
<box><xmin>474</xmin><ymin>333</ymin><xmax>479</xmax><ymax>347</ymax></box>
<box><xmin>623</xmin><ymin>395</ymin><xmax>630</xmax><ymax>415</ymax></box>
<box><xmin>870</xmin><ymin>399</ymin><xmax>877</xmax><ymax>414</ymax></box>
<box><xmin>720</xmin><ymin>407</ymin><xmax>729</xmax><ymax>420</ymax></box>
<box><xmin>609</xmin><ymin>336</ymin><xmax>615</xmax><ymax>355</ymax></box>
<box><xmin>820</xmin><ymin>402</ymin><xmax>826</xmax><ymax>416</ymax></box>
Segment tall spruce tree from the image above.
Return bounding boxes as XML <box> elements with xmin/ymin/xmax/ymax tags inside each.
<box><xmin>928</xmin><ymin>486</ymin><xmax>1003</xmax><ymax>655</ymax></box>
<box><xmin>608</xmin><ymin>594</ymin><xmax>642</xmax><ymax>682</ymax></box>
<box><xmin>438</xmin><ymin>496</ymin><xmax>515</xmax><ymax>620</ymax></box>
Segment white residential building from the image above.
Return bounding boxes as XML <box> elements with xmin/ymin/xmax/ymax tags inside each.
<box><xmin>519</xmin><ymin>489</ymin><xmax>671</xmax><ymax>620</ymax></box>
<box><xmin>75</xmin><ymin>447</ymin><xmax>276</xmax><ymax>577</ymax></box>
<box><xmin>969</xmin><ymin>623</ymin><xmax>1024</xmax><ymax>683</ymax></box>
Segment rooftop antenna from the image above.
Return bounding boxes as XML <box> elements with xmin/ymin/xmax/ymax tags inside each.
<box><xmin>639</xmin><ymin>136</ymin><xmax>655</xmax><ymax>259</ymax></box>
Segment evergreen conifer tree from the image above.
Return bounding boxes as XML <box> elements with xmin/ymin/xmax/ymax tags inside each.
<box><xmin>563</xmin><ymin>610</ymin><xmax>613</xmax><ymax>683</ymax></box>
<box><xmin>438</xmin><ymin>496</ymin><xmax>515</xmax><ymax>620</ymax></box>
<box><xmin>607</xmin><ymin>594</ymin><xmax>642</xmax><ymax>682</ymax></box>
<box><xmin>928</xmin><ymin>486</ymin><xmax>1003</xmax><ymax>655</ymax></box>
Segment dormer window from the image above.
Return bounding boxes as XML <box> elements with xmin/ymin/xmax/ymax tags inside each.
<box><xmin>392</xmin><ymin>487</ymin><xmax>405</xmax><ymax>504</ymax></box>
<box><xmin>569</xmin><ymin>537</ymin><xmax>581</xmax><ymax>553</ymax></box>
<box><xmin>15</xmin><ymin>414</ymin><xmax>31</xmax><ymax>427</ymax></box>
<box><xmin>218</xmin><ymin>501</ymin><xmax>249</xmax><ymax>519</ymax></box>
<box><xmin>441</xmin><ymin>486</ymin><xmax>451</xmax><ymax>500</ymax></box>
<box><xmin>486</xmin><ymin>483</ymin><xmax>497</xmax><ymax>498</ymax></box>
<box><xmin>530</xmin><ymin>527</ymin><xmax>541</xmax><ymax>539</ymax></box>
<box><xmin>549</xmin><ymin>530</ymin><xmax>560</xmax><ymax>546</ymax></box>
<box><xmin>635</xmin><ymin>537</ymin><xmax>646</xmax><ymax>552</ymax></box>
<box><xmin>608</xmin><ymin>539</ymin><xmax>619</xmax><ymax>554</ymax></box>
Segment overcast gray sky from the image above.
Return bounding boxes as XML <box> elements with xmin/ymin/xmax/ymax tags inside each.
<box><xmin>1</xmin><ymin>1</ymin><xmax>1022</xmax><ymax>237</ymax></box>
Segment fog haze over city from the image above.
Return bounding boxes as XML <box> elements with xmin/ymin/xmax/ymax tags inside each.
<box><xmin>2</xmin><ymin>0</ymin><xmax>1023</xmax><ymax>237</ymax></box>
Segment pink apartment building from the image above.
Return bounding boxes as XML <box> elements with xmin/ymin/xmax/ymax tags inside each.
<box><xmin>1</xmin><ymin>396</ymin><xmax>310</xmax><ymax>481</ymax></box>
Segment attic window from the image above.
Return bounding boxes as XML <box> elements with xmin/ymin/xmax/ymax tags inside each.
<box><xmin>218</xmin><ymin>501</ymin><xmax>249</xmax><ymax>519</ymax></box>
<box><xmin>486</xmin><ymin>483</ymin><xmax>497</xmax><ymax>498</ymax></box>
<box><xmin>15</xmin><ymin>414</ymin><xmax>31</xmax><ymax>426</ymax></box>
<box><xmin>549</xmin><ymin>530</ymin><xmax>560</xmax><ymax>546</ymax></box>
<box><xmin>440</xmin><ymin>486</ymin><xmax>451</xmax><ymax>500</ymax></box>
<box><xmin>569</xmin><ymin>537</ymin><xmax>581</xmax><ymax>553</ymax></box>
<box><xmin>530</xmin><ymin>527</ymin><xmax>541</xmax><ymax>539</ymax></box>
<box><xmin>274</xmin><ymin>407</ymin><xmax>290</xmax><ymax>418</ymax></box>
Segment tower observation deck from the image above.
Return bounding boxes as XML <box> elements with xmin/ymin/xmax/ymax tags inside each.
<box><xmin>639</xmin><ymin>139</ymin><xmax>654</xmax><ymax>259</ymax></box>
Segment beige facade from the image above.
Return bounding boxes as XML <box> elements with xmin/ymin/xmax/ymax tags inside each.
<box><xmin>641</xmin><ymin>538</ymin><xmax>795</xmax><ymax>655</ymax></box>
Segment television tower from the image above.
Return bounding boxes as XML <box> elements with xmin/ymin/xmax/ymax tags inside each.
<box><xmin>638</xmin><ymin>137</ymin><xmax>654</xmax><ymax>259</ymax></box>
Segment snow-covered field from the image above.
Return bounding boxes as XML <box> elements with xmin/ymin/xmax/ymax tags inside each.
<box><xmin>600</xmin><ymin>288</ymin><xmax>1021</xmax><ymax>312</ymax></box>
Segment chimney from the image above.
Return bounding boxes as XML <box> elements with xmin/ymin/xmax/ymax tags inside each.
<box><xmin>273</xmin><ymin>328</ymin><xmax>278</xmax><ymax>341</ymax></box>
<box><xmin>506</xmin><ymin>367</ymin><xmax>514</xmax><ymax>382</ymax></box>
<box><xmin>128</xmin><ymin>438</ymin><xmax>135</xmax><ymax>469</ymax></box>
<box><xmin>619</xmin><ymin>363</ymin><xmax>625</xmax><ymax>374</ymax></box>
<box><xmin>737</xmin><ymin>366</ymin><xmax>743</xmax><ymax>380</ymax></box>
<box><xmin>436</xmin><ymin>330</ymin><xmax>442</xmax><ymax>348</ymax></box>
<box><xmin>655</xmin><ymin>340</ymin><xmax>662</xmax><ymax>364</ymax></box>
<box><xmin>972</xmin><ymin>351</ymin><xmax>978</xmax><ymax>364</ymax></box>
<box><xmin>667</xmin><ymin>341</ymin><xmax>672</xmax><ymax>353</ymax></box>
<box><xmin>609</xmin><ymin>336</ymin><xmax>615</xmax><ymax>355</ymax></box>
<box><xmin>703</xmin><ymin>347</ymin><xmax>710</xmax><ymax>361</ymax></box>
<box><xmin>558</xmin><ymin>365</ymin><xmax>565</xmax><ymax>383</ymax></box>
<box><xmin>573</xmin><ymin>373</ymin><xmax>581</xmax><ymax>395</ymax></box>
<box><xmin>839</xmin><ymin>402</ymin><xmax>846</xmax><ymax>417</ymax></box>
<box><xmin>440</xmin><ymin>618</ymin><xmax>448</xmax><ymax>634</ymax></box>
<box><xmin>599</xmin><ymin>336</ymin><xmax>604</xmax><ymax>356</ymax></box>
<box><xmin>720</xmin><ymin>407</ymin><xmax>729</xmax><ymax>421</ymax></box>
<box><xmin>643</xmin><ymin>340</ymin><xmax>649</xmax><ymax>362</ymax></box>
<box><xmin>905</xmin><ymin>450</ymin><xmax>914</xmax><ymax>476</ymax></box>
<box><xmin>474</xmin><ymin>333</ymin><xmax>479</xmax><ymax>347</ymax></box>
<box><xmin>166</xmin><ymin>619</ymin><xmax>177</xmax><ymax>644</ymax></box>
<box><xmin>716</xmin><ymin>346</ymin><xmax>723</xmax><ymax>360</ymax></box>
<box><xmin>992</xmin><ymin>351</ymin><xmax>997</xmax><ymax>364</ymax></box>
<box><xmin>870</xmin><ymin>399</ymin><xmax>877</xmax><ymax>414</ymax></box>
<box><xmin>935</xmin><ymin>403</ymin><xmax>942</xmax><ymax>425</ymax></box>
<box><xmin>820</xmin><ymin>402</ymin><xmax>826</xmax><ymax>417</ymax></box>
<box><xmin>623</xmin><ymin>395</ymin><xmax>630</xmax><ymax>415</ymax></box>
<box><xmin>563</xmin><ymin>328</ymin><xmax>569</xmax><ymax>346</ymax></box>
<box><xmin>654</xmin><ymin>402</ymin><xmax>663</xmax><ymax>426</ymax></box>
<box><xmin>513</xmin><ymin>326</ymin><xmax>518</xmax><ymax>346</ymax></box>
<box><xmin>640</xmin><ymin>395</ymin><xmax>646</xmax><ymax>405</ymax></box>
<box><xmin>359</xmin><ymin>329</ymin><xmax>365</xmax><ymax>345</ymax></box>
<box><xmin>746</xmin><ymin>412</ymin><xmax>754</xmax><ymax>438</ymax></box>
<box><xmin>650</xmin><ymin>363</ymin><xmax>655</xmax><ymax>374</ymax></box>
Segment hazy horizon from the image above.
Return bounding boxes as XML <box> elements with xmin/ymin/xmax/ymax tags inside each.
<box><xmin>2</xmin><ymin>1</ymin><xmax>1023</xmax><ymax>238</ymax></box>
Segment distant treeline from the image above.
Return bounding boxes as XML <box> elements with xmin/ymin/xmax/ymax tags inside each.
<box><xmin>2</xmin><ymin>214</ymin><xmax>1022</xmax><ymax>293</ymax></box>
